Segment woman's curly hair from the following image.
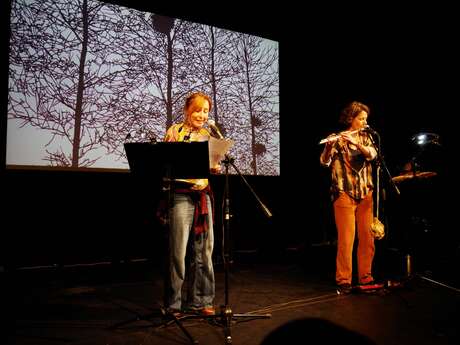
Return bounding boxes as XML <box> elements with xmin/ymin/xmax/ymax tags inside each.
<box><xmin>339</xmin><ymin>101</ymin><xmax>370</xmax><ymax>126</ymax></box>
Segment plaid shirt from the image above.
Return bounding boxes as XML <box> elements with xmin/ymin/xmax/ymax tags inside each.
<box><xmin>320</xmin><ymin>133</ymin><xmax>377</xmax><ymax>201</ymax></box>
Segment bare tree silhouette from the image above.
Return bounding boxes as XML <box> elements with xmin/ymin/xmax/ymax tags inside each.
<box><xmin>226</xmin><ymin>34</ymin><xmax>279</xmax><ymax>175</ymax></box>
<box><xmin>93</xmin><ymin>13</ymin><xmax>206</xmax><ymax>158</ymax></box>
<box><xmin>176</xmin><ymin>25</ymin><xmax>279</xmax><ymax>175</ymax></box>
<box><xmin>8</xmin><ymin>0</ymin><xmax>279</xmax><ymax>174</ymax></box>
<box><xmin>8</xmin><ymin>0</ymin><xmax>126</xmax><ymax>167</ymax></box>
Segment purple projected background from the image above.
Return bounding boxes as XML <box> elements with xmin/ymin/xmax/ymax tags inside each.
<box><xmin>7</xmin><ymin>0</ymin><xmax>279</xmax><ymax>175</ymax></box>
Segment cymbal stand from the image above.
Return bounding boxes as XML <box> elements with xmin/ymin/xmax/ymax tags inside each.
<box><xmin>397</xmin><ymin>173</ymin><xmax>459</xmax><ymax>293</ymax></box>
<box><xmin>386</xmin><ymin>142</ymin><xmax>458</xmax><ymax>293</ymax></box>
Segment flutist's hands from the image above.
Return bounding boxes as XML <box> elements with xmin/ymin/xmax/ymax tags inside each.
<box><xmin>341</xmin><ymin>130</ymin><xmax>373</xmax><ymax>158</ymax></box>
<box><xmin>324</xmin><ymin>131</ymin><xmax>360</xmax><ymax>153</ymax></box>
<box><xmin>324</xmin><ymin>133</ymin><xmax>338</xmax><ymax>149</ymax></box>
<box><xmin>341</xmin><ymin>132</ymin><xmax>359</xmax><ymax>146</ymax></box>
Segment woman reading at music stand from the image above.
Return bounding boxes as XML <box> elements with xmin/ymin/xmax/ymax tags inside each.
<box><xmin>163</xmin><ymin>91</ymin><xmax>220</xmax><ymax>316</ymax></box>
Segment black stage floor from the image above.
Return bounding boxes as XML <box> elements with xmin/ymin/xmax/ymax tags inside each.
<box><xmin>4</xmin><ymin>247</ymin><xmax>460</xmax><ymax>345</ymax></box>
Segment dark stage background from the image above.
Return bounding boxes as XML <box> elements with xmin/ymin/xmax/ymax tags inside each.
<box><xmin>1</xmin><ymin>2</ymin><xmax>458</xmax><ymax>278</ymax></box>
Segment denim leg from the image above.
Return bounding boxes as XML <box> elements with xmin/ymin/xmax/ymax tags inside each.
<box><xmin>167</xmin><ymin>193</ymin><xmax>194</xmax><ymax>310</ymax></box>
<box><xmin>188</xmin><ymin>194</ymin><xmax>215</xmax><ymax>308</ymax></box>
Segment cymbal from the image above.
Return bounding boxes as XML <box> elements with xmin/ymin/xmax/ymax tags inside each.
<box><xmin>392</xmin><ymin>171</ymin><xmax>437</xmax><ymax>183</ymax></box>
<box><xmin>411</xmin><ymin>132</ymin><xmax>441</xmax><ymax>147</ymax></box>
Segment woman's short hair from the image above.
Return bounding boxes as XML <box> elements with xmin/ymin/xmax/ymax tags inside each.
<box><xmin>339</xmin><ymin>101</ymin><xmax>370</xmax><ymax>126</ymax></box>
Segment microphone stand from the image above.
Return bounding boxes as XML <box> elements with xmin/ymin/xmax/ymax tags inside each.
<box><xmin>366</xmin><ymin>130</ymin><xmax>407</xmax><ymax>280</ymax></box>
<box><xmin>204</xmin><ymin>153</ymin><xmax>272</xmax><ymax>344</ymax></box>
<box><xmin>171</xmin><ymin>151</ymin><xmax>272</xmax><ymax>344</ymax></box>
<box><xmin>367</xmin><ymin>129</ymin><xmax>400</xmax><ymax>198</ymax></box>
<box><xmin>196</xmin><ymin>125</ymin><xmax>271</xmax><ymax>342</ymax></box>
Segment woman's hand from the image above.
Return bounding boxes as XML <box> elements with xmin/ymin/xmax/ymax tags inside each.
<box><xmin>324</xmin><ymin>133</ymin><xmax>338</xmax><ymax>149</ymax></box>
<box><xmin>210</xmin><ymin>164</ymin><xmax>222</xmax><ymax>174</ymax></box>
<box><xmin>341</xmin><ymin>132</ymin><xmax>358</xmax><ymax>145</ymax></box>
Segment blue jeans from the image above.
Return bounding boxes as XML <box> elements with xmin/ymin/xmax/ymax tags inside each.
<box><xmin>167</xmin><ymin>193</ymin><xmax>215</xmax><ymax>310</ymax></box>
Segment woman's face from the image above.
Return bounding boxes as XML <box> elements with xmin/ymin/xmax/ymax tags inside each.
<box><xmin>350</xmin><ymin>110</ymin><xmax>368</xmax><ymax>130</ymax></box>
<box><xmin>186</xmin><ymin>97</ymin><xmax>210</xmax><ymax>129</ymax></box>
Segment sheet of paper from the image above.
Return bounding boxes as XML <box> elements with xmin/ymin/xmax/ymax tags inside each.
<box><xmin>208</xmin><ymin>136</ymin><xmax>234</xmax><ymax>168</ymax></box>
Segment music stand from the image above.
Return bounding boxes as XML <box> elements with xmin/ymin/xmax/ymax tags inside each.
<box><xmin>109</xmin><ymin>141</ymin><xmax>210</xmax><ymax>344</ymax></box>
<box><xmin>124</xmin><ymin>141</ymin><xmax>210</xmax><ymax>180</ymax></box>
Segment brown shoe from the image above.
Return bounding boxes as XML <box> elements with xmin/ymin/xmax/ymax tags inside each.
<box><xmin>336</xmin><ymin>283</ymin><xmax>353</xmax><ymax>295</ymax></box>
<box><xmin>200</xmin><ymin>306</ymin><xmax>216</xmax><ymax>316</ymax></box>
<box><xmin>165</xmin><ymin>307</ymin><xmax>183</xmax><ymax>318</ymax></box>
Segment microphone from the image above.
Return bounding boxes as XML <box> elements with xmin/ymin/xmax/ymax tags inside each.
<box><xmin>208</xmin><ymin>119</ymin><xmax>224</xmax><ymax>139</ymax></box>
<box><xmin>363</xmin><ymin>125</ymin><xmax>378</xmax><ymax>135</ymax></box>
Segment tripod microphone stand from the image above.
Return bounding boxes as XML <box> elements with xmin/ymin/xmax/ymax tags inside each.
<box><xmin>209</xmin><ymin>154</ymin><xmax>273</xmax><ymax>344</ymax></box>
<box><xmin>201</xmin><ymin>127</ymin><xmax>272</xmax><ymax>342</ymax></box>
<box><xmin>177</xmin><ymin>153</ymin><xmax>272</xmax><ymax>344</ymax></box>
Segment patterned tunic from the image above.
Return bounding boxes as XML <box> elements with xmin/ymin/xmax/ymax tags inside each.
<box><xmin>320</xmin><ymin>132</ymin><xmax>377</xmax><ymax>201</ymax></box>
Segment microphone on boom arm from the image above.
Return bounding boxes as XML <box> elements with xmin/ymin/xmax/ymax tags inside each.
<box><xmin>207</xmin><ymin>119</ymin><xmax>224</xmax><ymax>139</ymax></box>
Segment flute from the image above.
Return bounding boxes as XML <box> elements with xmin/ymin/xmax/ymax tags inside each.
<box><xmin>318</xmin><ymin>126</ymin><xmax>370</xmax><ymax>145</ymax></box>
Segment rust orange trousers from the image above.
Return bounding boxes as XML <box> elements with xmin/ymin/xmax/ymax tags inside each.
<box><xmin>333</xmin><ymin>192</ymin><xmax>375</xmax><ymax>285</ymax></box>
